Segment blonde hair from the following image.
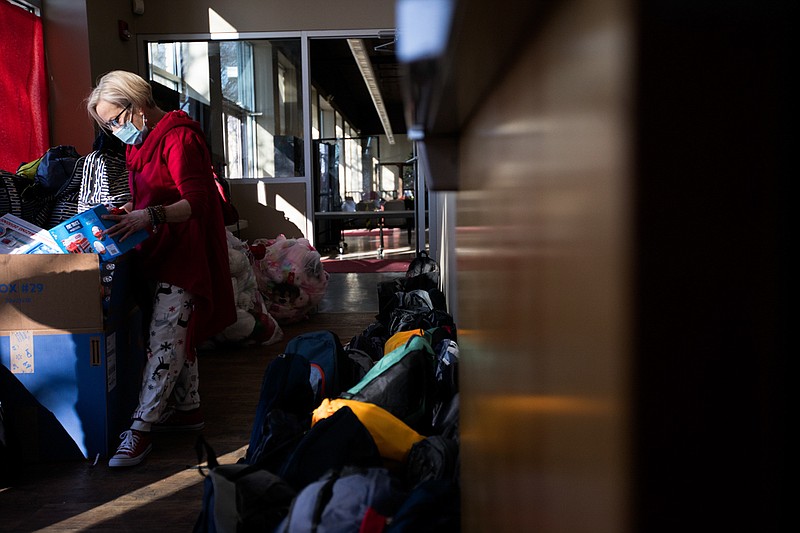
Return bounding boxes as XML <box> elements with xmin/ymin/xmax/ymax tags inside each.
<box><xmin>86</xmin><ymin>70</ymin><xmax>156</xmax><ymax>129</ymax></box>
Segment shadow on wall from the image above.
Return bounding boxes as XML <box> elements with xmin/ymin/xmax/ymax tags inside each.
<box><xmin>237</xmin><ymin>204</ymin><xmax>304</xmax><ymax>243</ymax></box>
<box><xmin>229</xmin><ymin>182</ymin><xmax>308</xmax><ymax>243</ymax></box>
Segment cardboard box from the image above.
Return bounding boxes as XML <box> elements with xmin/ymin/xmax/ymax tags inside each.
<box><xmin>0</xmin><ymin>213</ymin><xmax>62</xmax><ymax>255</ymax></box>
<box><xmin>0</xmin><ymin>254</ymin><xmax>143</xmax><ymax>460</ymax></box>
<box><xmin>49</xmin><ymin>204</ymin><xmax>147</xmax><ymax>261</ymax></box>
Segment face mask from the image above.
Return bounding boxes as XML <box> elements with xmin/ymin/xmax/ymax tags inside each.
<box><xmin>113</xmin><ymin>120</ymin><xmax>147</xmax><ymax>145</ymax></box>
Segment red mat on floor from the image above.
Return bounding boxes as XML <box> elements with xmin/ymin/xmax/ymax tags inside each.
<box><xmin>342</xmin><ymin>228</ymin><xmax>384</xmax><ymax>240</ymax></box>
<box><xmin>322</xmin><ymin>258</ymin><xmax>410</xmax><ymax>273</ymax></box>
<box><xmin>341</xmin><ymin>228</ymin><xmax>400</xmax><ymax>238</ymax></box>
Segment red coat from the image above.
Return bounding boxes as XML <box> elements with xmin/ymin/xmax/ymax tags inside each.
<box><xmin>126</xmin><ymin>110</ymin><xmax>235</xmax><ymax>355</ymax></box>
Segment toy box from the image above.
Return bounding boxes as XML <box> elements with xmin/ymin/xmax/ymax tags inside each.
<box><xmin>0</xmin><ymin>213</ymin><xmax>62</xmax><ymax>255</ymax></box>
<box><xmin>49</xmin><ymin>204</ymin><xmax>147</xmax><ymax>261</ymax></box>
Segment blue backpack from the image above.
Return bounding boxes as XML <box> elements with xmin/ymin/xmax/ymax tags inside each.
<box><xmin>284</xmin><ymin>330</ymin><xmax>356</xmax><ymax>403</ymax></box>
<box><xmin>243</xmin><ymin>353</ymin><xmax>314</xmax><ymax>466</ymax></box>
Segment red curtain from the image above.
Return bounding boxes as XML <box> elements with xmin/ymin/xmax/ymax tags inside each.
<box><xmin>0</xmin><ymin>1</ymin><xmax>49</xmax><ymax>173</ymax></box>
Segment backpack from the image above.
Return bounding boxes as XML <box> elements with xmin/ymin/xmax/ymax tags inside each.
<box><xmin>431</xmin><ymin>338</ymin><xmax>460</xmax><ymax>429</ymax></box>
<box><xmin>405</xmin><ymin>435</ymin><xmax>459</xmax><ymax>489</ymax></box>
<box><xmin>312</xmin><ymin>398</ymin><xmax>425</xmax><ymax>465</ymax></box>
<box><xmin>376</xmin><ymin>272</ymin><xmax>445</xmax><ymax>328</ymax></box>
<box><xmin>245</xmin><ymin>408</ymin><xmax>309</xmax><ymax>473</ymax></box>
<box><xmin>278</xmin><ymin>466</ymin><xmax>407</xmax><ymax>533</ymax></box>
<box><xmin>18</xmin><ymin>145</ymin><xmax>82</xmax><ymax>200</ymax></box>
<box><xmin>284</xmin><ymin>330</ymin><xmax>356</xmax><ymax>403</ymax></box>
<box><xmin>193</xmin><ymin>436</ymin><xmax>297</xmax><ymax>533</ymax></box>
<box><xmin>432</xmin><ymin>393</ymin><xmax>460</xmax><ymax>442</ymax></box>
<box><xmin>385</xmin><ymin>479</ymin><xmax>461</xmax><ymax>533</ymax></box>
<box><xmin>277</xmin><ymin>406</ymin><xmax>383</xmax><ymax>491</ymax></box>
<box><xmin>343</xmin><ymin>346</ymin><xmax>376</xmax><ymax>384</ymax></box>
<box><xmin>406</xmin><ymin>250</ymin><xmax>439</xmax><ymax>277</ymax></box>
<box><xmin>386</xmin><ymin>290</ymin><xmax>455</xmax><ymax>337</ymax></box>
<box><xmin>340</xmin><ymin>335</ymin><xmax>437</xmax><ymax>434</ymax></box>
<box><xmin>384</xmin><ymin>329</ymin><xmax>425</xmax><ymax>356</ymax></box>
<box><xmin>345</xmin><ymin>321</ymin><xmax>390</xmax><ymax>363</ymax></box>
<box><xmin>242</xmin><ymin>353</ymin><xmax>315</xmax><ymax>466</ymax></box>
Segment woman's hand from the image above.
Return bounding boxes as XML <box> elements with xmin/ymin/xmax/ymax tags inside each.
<box><xmin>102</xmin><ymin>209</ymin><xmax>151</xmax><ymax>242</ymax></box>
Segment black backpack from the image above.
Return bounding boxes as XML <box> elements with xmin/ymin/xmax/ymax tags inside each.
<box><xmin>376</xmin><ymin>272</ymin><xmax>445</xmax><ymax>328</ymax></box>
<box><xmin>345</xmin><ymin>321</ymin><xmax>390</xmax><ymax>362</ymax></box>
<box><xmin>385</xmin><ymin>479</ymin><xmax>461</xmax><ymax>533</ymax></box>
<box><xmin>405</xmin><ymin>435</ymin><xmax>460</xmax><ymax>489</ymax></box>
<box><xmin>406</xmin><ymin>250</ymin><xmax>439</xmax><ymax>277</ymax></box>
<box><xmin>277</xmin><ymin>406</ymin><xmax>383</xmax><ymax>492</ymax></box>
<box><xmin>386</xmin><ymin>290</ymin><xmax>455</xmax><ymax>337</ymax></box>
<box><xmin>193</xmin><ymin>436</ymin><xmax>297</xmax><ymax>533</ymax></box>
<box><xmin>405</xmin><ymin>393</ymin><xmax>460</xmax><ymax>489</ymax></box>
<box><xmin>18</xmin><ymin>145</ymin><xmax>82</xmax><ymax>200</ymax></box>
<box><xmin>340</xmin><ymin>335</ymin><xmax>437</xmax><ymax>434</ymax></box>
<box><xmin>242</xmin><ymin>353</ymin><xmax>315</xmax><ymax>466</ymax></box>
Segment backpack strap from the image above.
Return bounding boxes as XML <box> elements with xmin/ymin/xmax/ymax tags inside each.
<box><xmin>195</xmin><ymin>435</ymin><xmax>220</xmax><ymax>475</ymax></box>
<box><xmin>311</xmin><ymin>470</ymin><xmax>341</xmax><ymax>532</ymax></box>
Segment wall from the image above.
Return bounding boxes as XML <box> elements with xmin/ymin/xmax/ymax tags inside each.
<box><xmin>41</xmin><ymin>0</ymin><xmax>94</xmax><ymax>154</ymax></box>
<box><xmin>456</xmin><ymin>0</ymin><xmax>632</xmax><ymax>531</ymax></box>
<box><xmin>84</xmin><ymin>0</ymin><xmax>394</xmax><ymax>81</ymax></box>
<box><xmin>230</xmin><ymin>182</ymin><xmax>307</xmax><ymax>243</ymax></box>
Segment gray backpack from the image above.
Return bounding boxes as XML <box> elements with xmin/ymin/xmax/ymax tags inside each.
<box><xmin>193</xmin><ymin>437</ymin><xmax>297</xmax><ymax>533</ymax></box>
<box><xmin>278</xmin><ymin>467</ymin><xmax>406</xmax><ymax>533</ymax></box>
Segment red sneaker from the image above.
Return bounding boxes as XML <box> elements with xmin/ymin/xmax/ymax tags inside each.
<box><xmin>151</xmin><ymin>407</ymin><xmax>205</xmax><ymax>432</ymax></box>
<box><xmin>108</xmin><ymin>429</ymin><xmax>152</xmax><ymax>467</ymax></box>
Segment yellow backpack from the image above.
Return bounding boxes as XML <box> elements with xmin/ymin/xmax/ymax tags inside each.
<box><xmin>312</xmin><ymin>398</ymin><xmax>424</xmax><ymax>463</ymax></box>
<box><xmin>383</xmin><ymin>328</ymin><xmax>425</xmax><ymax>355</ymax></box>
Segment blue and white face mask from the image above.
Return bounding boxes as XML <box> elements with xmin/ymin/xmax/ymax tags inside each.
<box><xmin>113</xmin><ymin>120</ymin><xmax>147</xmax><ymax>145</ymax></box>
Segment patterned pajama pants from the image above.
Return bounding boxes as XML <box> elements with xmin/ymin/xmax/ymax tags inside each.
<box><xmin>131</xmin><ymin>282</ymin><xmax>197</xmax><ymax>432</ymax></box>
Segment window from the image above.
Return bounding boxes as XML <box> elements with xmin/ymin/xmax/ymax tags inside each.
<box><xmin>315</xmin><ymin>134</ymin><xmax>380</xmax><ymax>211</ymax></box>
<box><xmin>146</xmin><ymin>38</ymin><xmax>303</xmax><ymax>179</ymax></box>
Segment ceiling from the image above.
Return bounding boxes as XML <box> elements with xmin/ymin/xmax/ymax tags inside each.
<box><xmin>309</xmin><ymin>37</ymin><xmax>407</xmax><ymax>138</ymax></box>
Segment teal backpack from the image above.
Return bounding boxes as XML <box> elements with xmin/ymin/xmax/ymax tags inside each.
<box><xmin>341</xmin><ymin>334</ymin><xmax>437</xmax><ymax>434</ymax></box>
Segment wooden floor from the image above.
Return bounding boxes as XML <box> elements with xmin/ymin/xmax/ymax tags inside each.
<box><xmin>0</xmin><ymin>232</ymin><xmax>416</xmax><ymax>532</ymax></box>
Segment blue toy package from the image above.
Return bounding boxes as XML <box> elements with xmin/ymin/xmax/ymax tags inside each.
<box><xmin>49</xmin><ymin>205</ymin><xmax>147</xmax><ymax>261</ymax></box>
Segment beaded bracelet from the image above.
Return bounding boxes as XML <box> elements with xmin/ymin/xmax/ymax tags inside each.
<box><xmin>154</xmin><ymin>205</ymin><xmax>167</xmax><ymax>224</ymax></box>
<box><xmin>145</xmin><ymin>206</ymin><xmax>157</xmax><ymax>228</ymax></box>
<box><xmin>146</xmin><ymin>205</ymin><xmax>167</xmax><ymax>232</ymax></box>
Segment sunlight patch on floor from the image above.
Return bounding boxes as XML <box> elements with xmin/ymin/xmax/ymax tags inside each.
<box><xmin>323</xmin><ymin>243</ymin><xmax>414</xmax><ymax>261</ymax></box>
<box><xmin>32</xmin><ymin>445</ymin><xmax>249</xmax><ymax>533</ymax></box>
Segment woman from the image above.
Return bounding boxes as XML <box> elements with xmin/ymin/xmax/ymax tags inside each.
<box><xmin>87</xmin><ymin>70</ymin><xmax>236</xmax><ymax>467</ymax></box>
